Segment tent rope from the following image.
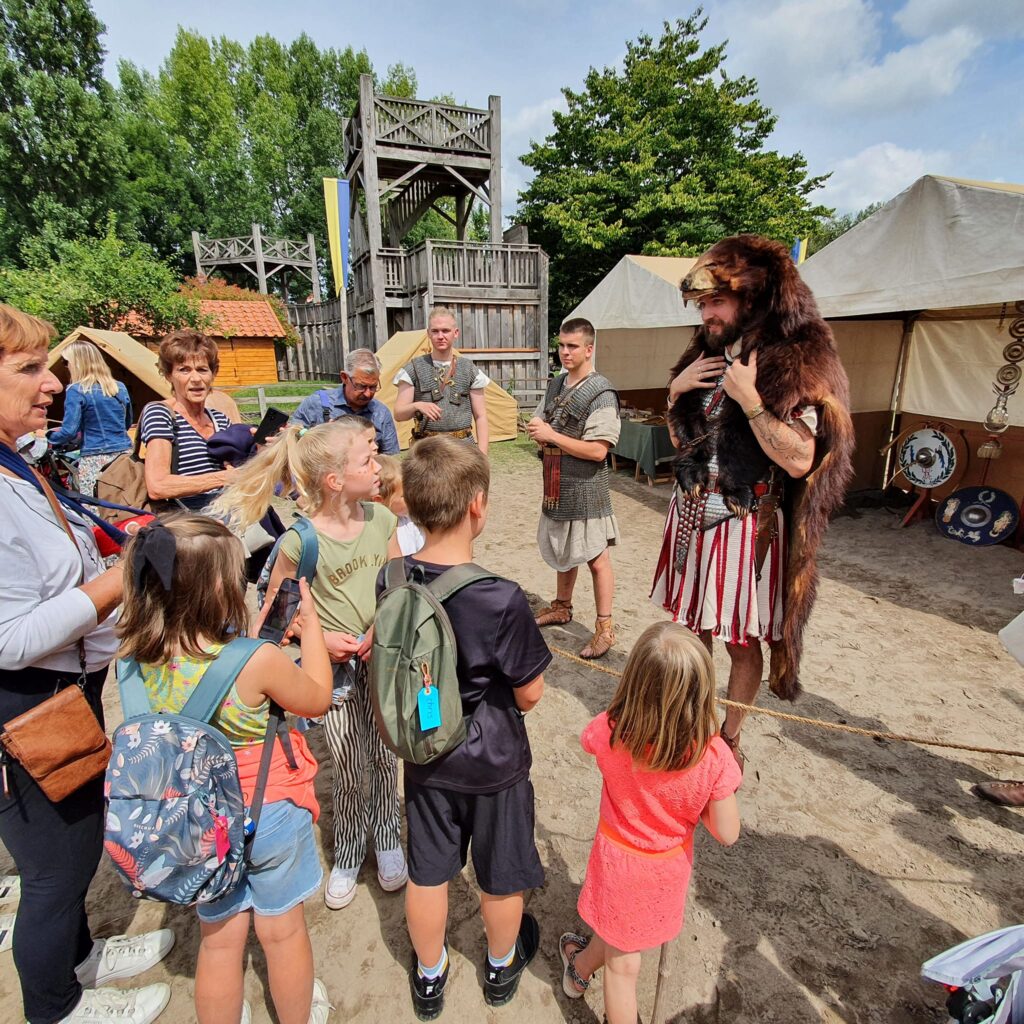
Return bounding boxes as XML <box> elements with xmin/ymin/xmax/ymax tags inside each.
<box><xmin>549</xmin><ymin>644</ymin><xmax>1024</xmax><ymax>760</ymax></box>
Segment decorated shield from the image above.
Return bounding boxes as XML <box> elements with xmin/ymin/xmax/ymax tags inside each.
<box><xmin>936</xmin><ymin>487</ymin><xmax>1019</xmax><ymax>546</ymax></box>
<box><xmin>897</xmin><ymin>428</ymin><xmax>958</xmax><ymax>488</ymax></box>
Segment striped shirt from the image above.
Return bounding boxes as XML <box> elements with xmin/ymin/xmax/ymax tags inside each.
<box><xmin>139</xmin><ymin>403</ymin><xmax>230</xmax><ymax>509</ymax></box>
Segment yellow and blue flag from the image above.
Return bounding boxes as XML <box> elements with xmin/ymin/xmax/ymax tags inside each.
<box><xmin>323</xmin><ymin>178</ymin><xmax>350</xmax><ymax>296</ymax></box>
<box><xmin>790</xmin><ymin>237</ymin><xmax>808</xmax><ymax>265</ymax></box>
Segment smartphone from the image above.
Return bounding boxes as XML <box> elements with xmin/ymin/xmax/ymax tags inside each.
<box><xmin>258</xmin><ymin>578</ymin><xmax>302</xmax><ymax>644</ymax></box>
<box><xmin>253</xmin><ymin>406</ymin><xmax>290</xmax><ymax>446</ymax></box>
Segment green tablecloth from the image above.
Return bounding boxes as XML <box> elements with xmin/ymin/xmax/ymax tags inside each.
<box><xmin>611</xmin><ymin>419</ymin><xmax>676</xmax><ymax>479</ymax></box>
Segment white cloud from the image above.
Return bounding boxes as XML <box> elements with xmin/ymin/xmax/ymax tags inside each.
<box><xmin>828</xmin><ymin>25</ymin><xmax>981</xmax><ymax>109</ymax></box>
<box><xmin>820</xmin><ymin>141</ymin><xmax>951</xmax><ymax>212</ymax></box>
<box><xmin>895</xmin><ymin>0</ymin><xmax>1024</xmax><ymax>39</ymax></box>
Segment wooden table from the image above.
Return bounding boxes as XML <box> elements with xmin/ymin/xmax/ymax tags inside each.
<box><xmin>611</xmin><ymin>419</ymin><xmax>676</xmax><ymax>485</ymax></box>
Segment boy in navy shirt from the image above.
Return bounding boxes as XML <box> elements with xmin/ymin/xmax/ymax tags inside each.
<box><xmin>378</xmin><ymin>435</ymin><xmax>549</xmax><ymax>1020</ymax></box>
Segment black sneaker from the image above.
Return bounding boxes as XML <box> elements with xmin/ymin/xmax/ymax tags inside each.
<box><xmin>483</xmin><ymin>912</ymin><xmax>540</xmax><ymax>1007</ymax></box>
<box><xmin>410</xmin><ymin>952</ymin><xmax>449</xmax><ymax>1021</ymax></box>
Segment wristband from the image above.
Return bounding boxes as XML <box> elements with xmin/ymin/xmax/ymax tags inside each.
<box><xmin>745</xmin><ymin>403</ymin><xmax>766</xmax><ymax>420</ymax></box>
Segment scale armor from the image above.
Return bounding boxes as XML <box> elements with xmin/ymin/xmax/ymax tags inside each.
<box><xmin>408</xmin><ymin>354</ymin><xmax>477</xmax><ymax>433</ymax></box>
<box><xmin>542</xmin><ymin>372</ymin><xmax>619</xmax><ymax>522</ymax></box>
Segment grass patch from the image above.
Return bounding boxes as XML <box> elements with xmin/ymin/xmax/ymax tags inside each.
<box><xmin>226</xmin><ymin>381</ymin><xmax>338</xmax><ymax>422</ymax></box>
<box><xmin>488</xmin><ymin>431</ymin><xmax>539</xmax><ymax>468</ymax></box>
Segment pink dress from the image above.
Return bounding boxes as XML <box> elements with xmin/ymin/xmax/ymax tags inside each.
<box><xmin>576</xmin><ymin>712</ymin><xmax>741</xmax><ymax>951</ymax></box>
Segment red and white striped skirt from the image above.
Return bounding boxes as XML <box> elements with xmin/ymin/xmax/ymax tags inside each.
<box><xmin>650</xmin><ymin>488</ymin><xmax>785</xmax><ymax>645</ymax></box>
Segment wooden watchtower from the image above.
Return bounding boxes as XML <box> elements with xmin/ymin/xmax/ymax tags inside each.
<box><xmin>345</xmin><ymin>75</ymin><xmax>548</xmax><ymax>390</ymax></box>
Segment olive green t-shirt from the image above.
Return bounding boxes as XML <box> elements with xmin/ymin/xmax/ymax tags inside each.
<box><xmin>280</xmin><ymin>503</ymin><xmax>397</xmax><ymax>635</ymax></box>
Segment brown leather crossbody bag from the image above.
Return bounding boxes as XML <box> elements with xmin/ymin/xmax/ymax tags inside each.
<box><xmin>0</xmin><ymin>472</ymin><xmax>112</xmax><ymax>802</ymax></box>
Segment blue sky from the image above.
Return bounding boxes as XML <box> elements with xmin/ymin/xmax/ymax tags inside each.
<box><xmin>93</xmin><ymin>0</ymin><xmax>1024</xmax><ymax>220</ymax></box>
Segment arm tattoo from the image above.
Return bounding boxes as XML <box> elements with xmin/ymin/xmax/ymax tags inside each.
<box><xmin>750</xmin><ymin>411</ymin><xmax>812</xmax><ymax>465</ymax></box>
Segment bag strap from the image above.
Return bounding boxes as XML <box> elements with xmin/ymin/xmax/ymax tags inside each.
<box><xmin>179</xmin><ymin>637</ymin><xmax>270</xmax><ymax>723</ymax></box>
<box><xmin>290</xmin><ymin>517</ymin><xmax>320</xmax><ymax>582</ymax></box>
<box><xmin>319</xmin><ymin>390</ymin><xmax>332</xmax><ymax>423</ymax></box>
<box><xmin>115</xmin><ymin>658</ymin><xmax>154</xmax><ymax>720</ymax></box>
<box><xmin>384</xmin><ymin>556</ymin><xmax>408</xmax><ymax>590</ymax></box>
<box><xmin>245</xmin><ymin>700</ymin><xmax>293</xmax><ymax>857</ymax></box>
<box><xmin>427</xmin><ymin>563</ymin><xmax>500</xmax><ymax>604</ymax></box>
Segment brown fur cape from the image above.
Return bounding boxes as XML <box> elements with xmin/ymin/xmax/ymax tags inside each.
<box><xmin>668</xmin><ymin>234</ymin><xmax>855</xmax><ymax>700</ymax></box>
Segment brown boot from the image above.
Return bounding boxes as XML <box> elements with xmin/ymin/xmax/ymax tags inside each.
<box><xmin>579</xmin><ymin>616</ymin><xmax>615</xmax><ymax>659</ymax></box>
<box><xmin>535</xmin><ymin>599</ymin><xmax>573</xmax><ymax>627</ymax></box>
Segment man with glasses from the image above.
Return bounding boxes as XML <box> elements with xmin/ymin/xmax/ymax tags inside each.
<box><xmin>290</xmin><ymin>348</ymin><xmax>400</xmax><ymax>454</ymax></box>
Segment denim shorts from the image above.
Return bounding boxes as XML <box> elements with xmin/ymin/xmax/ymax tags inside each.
<box><xmin>197</xmin><ymin>800</ymin><xmax>322</xmax><ymax>923</ymax></box>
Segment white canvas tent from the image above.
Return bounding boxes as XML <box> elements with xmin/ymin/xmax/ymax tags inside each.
<box><xmin>800</xmin><ymin>175</ymin><xmax>1024</xmax><ymax>495</ymax></box>
<box><xmin>568</xmin><ymin>255</ymin><xmax>696</xmax><ymax>408</ymax></box>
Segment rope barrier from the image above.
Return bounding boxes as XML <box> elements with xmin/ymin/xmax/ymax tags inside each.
<box><xmin>549</xmin><ymin>644</ymin><xmax>1024</xmax><ymax>760</ymax></box>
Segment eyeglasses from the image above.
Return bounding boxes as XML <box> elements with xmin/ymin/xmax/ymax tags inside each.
<box><xmin>345</xmin><ymin>377</ymin><xmax>379</xmax><ymax>394</ymax></box>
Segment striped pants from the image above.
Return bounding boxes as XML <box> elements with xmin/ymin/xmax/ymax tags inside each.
<box><xmin>321</xmin><ymin>664</ymin><xmax>401</xmax><ymax>870</ymax></box>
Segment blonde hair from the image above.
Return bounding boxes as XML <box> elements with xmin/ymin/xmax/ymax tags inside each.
<box><xmin>211</xmin><ymin>419</ymin><xmax>366</xmax><ymax>530</ymax></box>
<box><xmin>402</xmin><ymin>435</ymin><xmax>488</xmax><ymax>532</ymax></box>
<box><xmin>118</xmin><ymin>515</ymin><xmax>248</xmax><ymax>665</ymax></box>
<box><xmin>64</xmin><ymin>339</ymin><xmax>119</xmax><ymax>397</ymax></box>
<box><xmin>0</xmin><ymin>303</ymin><xmax>55</xmax><ymax>358</ymax></box>
<box><xmin>427</xmin><ymin>305</ymin><xmax>457</xmax><ymax>327</ymax></box>
<box><xmin>606</xmin><ymin>622</ymin><xmax>719</xmax><ymax>772</ymax></box>
<box><xmin>376</xmin><ymin>454</ymin><xmax>402</xmax><ymax>505</ymax></box>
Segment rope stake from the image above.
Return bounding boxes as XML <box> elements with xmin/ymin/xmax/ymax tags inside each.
<box><xmin>549</xmin><ymin>644</ymin><xmax>1024</xmax><ymax>760</ymax></box>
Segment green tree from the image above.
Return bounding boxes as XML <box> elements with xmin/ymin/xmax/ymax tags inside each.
<box><xmin>0</xmin><ymin>0</ymin><xmax>124</xmax><ymax>264</ymax></box>
<box><xmin>516</xmin><ymin>11</ymin><xmax>832</xmax><ymax>328</ymax></box>
<box><xmin>0</xmin><ymin>218</ymin><xmax>205</xmax><ymax>337</ymax></box>
<box><xmin>807</xmin><ymin>201</ymin><xmax>884</xmax><ymax>256</ymax></box>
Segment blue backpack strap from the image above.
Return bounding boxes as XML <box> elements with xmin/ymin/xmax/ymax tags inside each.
<box><xmin>180</xmin><ymin>637</ymin><xmax>272</xmax><ymax>724</ymax></box>
<box><xmin>116</xmin><ymin>658</ymin><xmax>153</xmax><ymax>721</ymax></box>
<box><xmin>289</xmin><ymin>517</ymin><xmax>319</xmax><ymax>582</ymax></box>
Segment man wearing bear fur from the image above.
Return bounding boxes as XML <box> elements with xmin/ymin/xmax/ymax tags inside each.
<box><xmin>651</xmin><ymin>234</ymin><xmax>854</xmax><ymax>771</ymax></box>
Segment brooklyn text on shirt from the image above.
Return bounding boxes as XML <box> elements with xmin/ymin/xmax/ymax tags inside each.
<box><xmin>325</xmin><ymin>552</ymin><xmax>389</xmax><ymax>588</ymax></box>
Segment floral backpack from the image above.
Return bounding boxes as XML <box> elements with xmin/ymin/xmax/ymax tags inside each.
<box><xmin>103</xmin><ymin>637</ymin><xmax>294</xmax><ymax>906</ymax></box>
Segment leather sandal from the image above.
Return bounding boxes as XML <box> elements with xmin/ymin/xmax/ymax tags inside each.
<box><xmin>535</xmin><ymin>598</ymin><xmax>573</xmax><ymax>627</ymax></box>
<box><xmin>580</xmin><ymin>616</ymin><xmax>615</xmax><ymax>659</ymax></box>
<box><xmin>559</xmin><ymin>932</ymin><xmax>590</xmax><ymax>999</ymax></box>
<box><xmin>720</xmin><ymin>727</ymin><xmax>746</xmax><ymax>775</ymax></box>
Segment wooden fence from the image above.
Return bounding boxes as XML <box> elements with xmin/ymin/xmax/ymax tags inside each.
<box><xmin>280</xmin><ymin>296</ymin><xmax>347</xmax><ymax>381</ymax></box>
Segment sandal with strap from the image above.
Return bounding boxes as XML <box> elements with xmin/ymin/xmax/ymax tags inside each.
<box><xmin>579</xmin><ymin>617</ymin><xmax>615</xmax><ymax>660</ymax></box>
<box><xmin>559</xmin><ymin>932</ymin><xmax>590</xmax><ymax>999</ymax></box>
<box><xmin>535</xmin><ymin>598</ymin><xmax>573</xmax><ymax>627</ymax></box>
<box><xmin>720</xmin><ymin>728</ymin><xmax>745</xmax><ymax>775</ymax></box>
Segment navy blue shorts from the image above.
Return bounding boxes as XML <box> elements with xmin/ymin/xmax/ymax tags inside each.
<box><xmin>404</xmin><ymin>775</ymin><xmax>544</xmax><ymax>895</ymax></box>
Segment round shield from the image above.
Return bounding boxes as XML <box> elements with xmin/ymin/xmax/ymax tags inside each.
<box><xmin>936</xmin><ymin>487</ymin><xmax>1019</xmax><ymax>546</ymax></box>
<box><xmin>897</xmin><ymin>428</ymin><xmax>958</xmax><ymax>488</ymax></box>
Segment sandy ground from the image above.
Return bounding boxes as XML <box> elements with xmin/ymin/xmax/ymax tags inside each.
<box><xmin>2</xmin><ymin>440</ymin><xmax>1024</xmax><ymax>1024</ymax></box>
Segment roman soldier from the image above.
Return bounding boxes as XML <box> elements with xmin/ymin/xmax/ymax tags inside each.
<box><xmin>651</xmin><ymin>234</ymin><xmax>855</xmax><ymax>769</ymax></box>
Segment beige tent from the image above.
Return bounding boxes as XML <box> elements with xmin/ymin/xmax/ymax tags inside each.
<box><xmin>567</xmin><ymin>255</ymin><xmax>698</xmax><ymax>412</ymax></box>
<box><xmin>47</xmin><ymin>327</ymin><xmax>170</xmax><ymax>425</ymax></box>
<box><xmin>375</xmin><ymin>330</ymin><xmax>519</xmax><ymax>449</ymax></box>
<box><xmin>800</xmin><ymin>175</ymin><xmax>1024</xmax><ymax>496</ymax></box>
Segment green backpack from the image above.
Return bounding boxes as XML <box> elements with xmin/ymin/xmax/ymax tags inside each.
<box><xmin>370</xmin><ymin>558</ymin><xmax>498</xmax><ymax>764</ymax></box>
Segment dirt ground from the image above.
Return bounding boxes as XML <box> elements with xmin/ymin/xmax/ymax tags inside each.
<box><xmin>2</xmin><ymin>440</ymin><xmax>1023</xmax><ymax>1024</ymax></box>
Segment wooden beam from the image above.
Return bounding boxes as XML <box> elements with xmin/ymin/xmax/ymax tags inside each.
<box><xmin>192</xmin><ymin>231</ymin><xmax>205</xmax><ymax>278</ymax></box>
<box><xmin>308</xmin><ymin>232</ymin><xmax>322</xmax><ymax>302</ymax></box>
<box><xmin>379</xmin><ymin>162</ymin><xmax>427</xmax><ymax>200</ymax></box>
<box><xmin>252</xmin><ymin>223</ymin><xmax>268</xmax><ymax>294</ymax></box>
<box><xmin>371</xmin><ymin>144</ymin><xmax>491</xmax><ymax>171</ymax></box>
<box><xmin>429</xmin><ymin>202</ymin><xmax>457</xmax><ymax>228</ymax></box>
<box><xmin>359</xmin><ymin>73</ymin><xmax>388</xmax><ymax>350</ymax></box>
<box><xmin>488</xmin><ymin>94</ymin><xmax>502</xmax><ymax>243</ymax></box>
<box><xmin>444</xmin><ymin>164</ymin><xmax>490</xmax><ymax>207</ymax></box>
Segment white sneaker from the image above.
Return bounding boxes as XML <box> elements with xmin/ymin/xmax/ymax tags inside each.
<box><xmin>76</xmin><ymin>930</ymin><xmax>176</xmax><ymax>987</ymax></box>
<box><xmin>58</xmin><ymin>983</ymin><xmax>171</xmax><ymax>1023</ymax></box>
<box><xmin>375</xmin><ymin>848</ymin><xmax>408</xmax><ymax>892</ymax></box>
<box><xmin>324</xmin><ymin>865</ymin><xmax>358</xmax><ymax>910</ymax></box>
<box><xmin>0</xmin><ymin>874</ymin><xmax>20</xmax><ymax>904</ymax></box>
<box><xmin>308</xmin><ymin>978</ymin><xmax>332</xmax><ymax>1024</ymax></box>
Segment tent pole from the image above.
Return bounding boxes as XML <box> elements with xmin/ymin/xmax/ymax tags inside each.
<box><xmin>881</xmin><ymin>313</ymin><xmax>918</xmax><ymax>486</ymax></box>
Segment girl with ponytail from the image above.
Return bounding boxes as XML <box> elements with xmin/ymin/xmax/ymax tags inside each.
<box><xmin>213</xmin><ymin>421</ymin><xmax>408</xmax><ymax>911</ymax></box>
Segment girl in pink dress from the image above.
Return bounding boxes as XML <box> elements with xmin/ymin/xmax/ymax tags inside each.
<box><xmin>559</xmin><ymin>621</ymin><xmax>742</xmax><ymax>1024</ymax></box>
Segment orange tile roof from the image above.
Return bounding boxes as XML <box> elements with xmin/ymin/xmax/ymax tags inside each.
<box><xmin>200</xmin><ymin>300</ymin><xmax>286</xmax><ymax>339</ymax></box>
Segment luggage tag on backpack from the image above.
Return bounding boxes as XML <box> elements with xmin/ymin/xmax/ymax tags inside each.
<box><xmin>417</xmin><ymin>662</ymin><xmax>441</xmax><ymax>732</ymax></box>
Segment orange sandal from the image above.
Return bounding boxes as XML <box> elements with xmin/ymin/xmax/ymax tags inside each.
<box><xmin>535</xmin><ymin>598</ymin><xmax>573</xmax><ymax>627</ymax></box>
<box><xmin>579</xmin><ymin>616</ymin><xmax>615</xmax><ymax>659</ymax></box>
